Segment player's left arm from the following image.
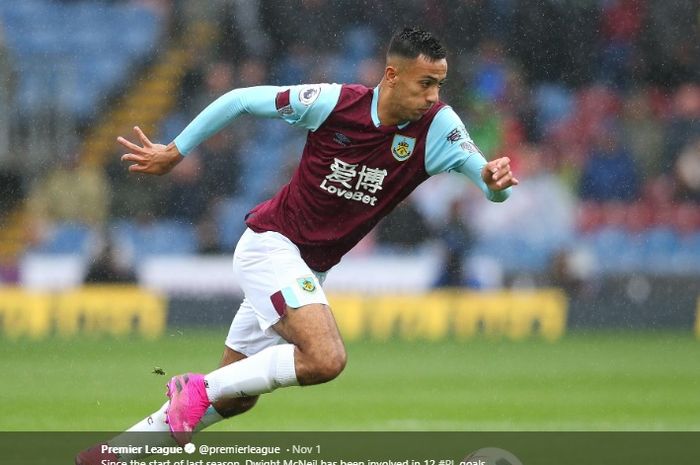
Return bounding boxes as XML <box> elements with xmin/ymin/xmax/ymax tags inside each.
<box><xmin>425</xmin><ymin>107</ymin><xmax>518</xmax><ymax>202</ymax></box>
<box><xmin>117</xmin><ymin>84</ymin><xmax>341</xmax><ymax>176</ymax></box>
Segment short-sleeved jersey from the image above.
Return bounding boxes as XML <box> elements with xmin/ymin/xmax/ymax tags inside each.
<box><xmin>246</xmin><ymin>84</ymin><xmax>445</xmax><ymax>272</ymax></box>
<box><xmin>173</xmin><ymin>82</ymin><xmax>510</xmax><ymax>272</ymax></box>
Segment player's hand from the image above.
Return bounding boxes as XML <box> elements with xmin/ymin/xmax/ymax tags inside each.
<box><xmin>482</xmin><ymin>156</ymin><xmax>519</xmax><ymax>191</ymax></box>
<box><xmin>117</xmin><ymin>126</ymin><xmax>183</xmax><ymax>175</ymax></box>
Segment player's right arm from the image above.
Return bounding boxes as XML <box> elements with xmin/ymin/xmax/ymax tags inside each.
<box><xmin>425</xmin><ymin>106</ymin><xmax>518</xmax><ymax>201</ymax></box>
<box><xmin>118</xmin><ymin>84</ymin><xmax>341</xmax><ymax>175</ymax></box>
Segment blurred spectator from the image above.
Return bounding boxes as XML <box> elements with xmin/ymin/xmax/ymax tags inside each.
<box><xmin>674</xmin><ymin>137</ymin><xmax>700</xmax><ymax>203</ymax></box>
<box><xmin>511</xmin><ymin>1</ymin><xmax>599</xmax><ymax>85</ymax></box>
<box><xmin>473</xmin><ymin>143</ymin><xmax>576</xmax><ymax>249</ymax></box>
<box><xmin>556</xmin><ymin>85</ymin><xmax>622</xmax><ymax>156</ymax></box>
<box><xmin>662</xmin><ymin>84</ymin><xmax>700</xmax><ymax>173</ymax></box>
<box><xmin>598</xmin><ymin>0</ymin><xmax>646</xmax><ymax>88</ymax></box>
<box><xmin>0</xmin><ymin>22</ymin><xmax>13</xmax><ymax>162</ymax></box>
<box><xmin>164</xmin><ymin>64</ymin><xmax>241</xmax><ymax>143</ymax></box>
<box><xmin>271</xmin><ymin>43</ymin><xmax>317</xmax><ymax>84</ymax></box>
<box><xmin>411</xmin><ymin>174</ymin><xmax>475</xmax><ymax>228</ymax></box>
<box><xmin>621</xmin><ymin>89</ymin><xmax>664</xmax><ymax>178</ymax></box>
<box><xmin>199</xmin><ymin>132</ymin><xmax>242</xmax><ymax>199</ymax></box>
<box><xmin>642</xmin><ymin>0</ymin><xmax>699</xmax><ymax>86</ymax></box>
<box><xmin>498</xmin><ymin>66</ymin><xmax>538</xmax><ymax>144</ymax></box>
<box><xmin>354</xmin><ymin>57</ymin><xmax>383</xmax><ymax>87</ymax></box>
<box><xmin>261</xmin><ymin>0</ymin><xmax>344</xmax><ymax>56</ymax></box>
<box><xmin>0</xmin><ymin>165</ymin><xmax>24</xmax><ymax>218</ymax></box>
<box><xmin>161</xmin><ymin>154</ymin><xmax>210</xmax><ymax>223</ymax></box>
<box><xmin>532</xmin><ymin>83</ymin><xmax>574</xmax><ymax>141</ymax></box>
<box><xmin>470</xmin><ymin>40</ymin><xmax>511</xmax><ymax>104</ymax></box>
<box><xmin>238</xmin><ymin>58</ymin><xmax>268</xmax><ymax>86</ymax></box>
<box><xmin>27</xmin><ymin>152</ymin><xmax>111</xmax><ymax>240</ymax></box>
<box><xmin>547</xmin><ymin>248</ymin><xmax>599</xmax><ymax>299</ymax></box>
<box><xmin>106</xmin><ymin>152</ymin><xmax>166</xmax><ymax>220</ymax></box>
<box><xmin>217</xmin><ymin>0</ymin><xmax>271</xmax><ymax>60</ymax></box>
<box><xmin>376</xmin><ymin>199</ymin><xmax>431</xmax><ymax>250</ymax></box>
<box><xmin>84</xmin><ymin>238</ymin><xmax>137</xmax><ymax>284</ymax></box>
<box><xmin>196</xmin><ymin>211</ymin><xmax>225</xmax><ymax>254</ymax></box>
<box><xmin>173</xmin><ymin>60</ymin><xmax>238</xmax><ymax>130</ymax></box>
<box><xmin>432</xmin><ymin>199</ymin><xmax>474</xmax><ymax>288</ymax></box>
<box><xmin>443</xmin><ymin>0</ymin><xmax>502</xmax><ymax>52</ymax></box>
<box><xmin>462</xmin><ymin>97</ymin><xmax>503</xmax><ymax>160</ymax></box>
<box><xmin>579</xmin><ymin>121</ymin><xmax>639</xmax><ymax>202</ymax></box>
<box><xmin>190</xmin><ymin>61</ymin><xmax>237</xmax><ymax>117</ymax></box>
<box><xmin>639</xmin><ymin>175</ymin><xmax>676</xmax><ymax>226</ymax></box>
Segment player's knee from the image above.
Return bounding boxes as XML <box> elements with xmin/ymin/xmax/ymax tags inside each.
<box><xmin>214</xmin><ymin>395</ymin><xmax>259</xmax><ymax>418</ymax></box>
<box><xmin>311</xmin><ymin>346</ymin><xmax>347</xmax><ymax>383</ymax></box>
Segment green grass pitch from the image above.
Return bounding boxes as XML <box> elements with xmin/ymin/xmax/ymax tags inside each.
<box><xmin>2</xmin><ymin>330</ymin><xmax>700</xmax><ymax>431</ymax></box>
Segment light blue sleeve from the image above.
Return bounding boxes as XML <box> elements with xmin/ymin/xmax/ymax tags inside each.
<box><xmin>282</xmin><ymin>83</ymin><xmax>342</xmax><ymax>130</ymax></box>
<box><xmin>173</xmin><ymin>83</ymin><xmax>341</xmax><ymax>155</ymax></box>
<box><xmin>425</xmin><ymin>106</ymin><xmax>511</xmax><ymax>202</ymax></box>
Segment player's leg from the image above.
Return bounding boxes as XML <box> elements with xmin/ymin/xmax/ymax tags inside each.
<box><xmin>205</xmin><ymin>293</ymin><xmax>288</xmax><ymax>418</ymax></box>
<box><xmin>271</xmin><ymin>302</ymin><xmax>347</xmax><ymax>385</ymax></box>
<box><xmin>204</xmin><ymin>301</ymin><xmax>346</xmax><ymax>404</ymax></box>
<box><xmin>121</xmin><ymin>348</ymin><xmax>256</xmax><ymax>435</ymax></box>
<box><xmin>170</xmin><ymin>301</ymin><xmax>346</xmax><ymax>446</ymax></box>
<box><xmin>75</xmin><ymin>305</ymin><xmax>259</xmax><ymax>465</ymax></box>
<box><xmin>191</xmin><ymin>296</ymin><xmax>345</xmax><ymax>416</ymax></box>
<box><xmin>166</xmin><ymin>229</ymin><xmax>344</xmax><ymax>444</ymax></box>
<box><xmin>212</xmin><ymin>346</ymin><xmax>258</xmax><ymax>417</ymax></box>
<box><xmin>120</xmin><ymin>304</ymin><xmax>261</xmax><ymax>432</ymax></box>
<box><xmin>76</xmin><ymin>384</ymin><xmax>226</xmax><ymax>464</ymax></box>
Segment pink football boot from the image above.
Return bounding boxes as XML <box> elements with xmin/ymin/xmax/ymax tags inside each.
<box><xmin>165</xmin><ymin>373</ymin><xmax>211</xmax><ymax>445</ymax></box>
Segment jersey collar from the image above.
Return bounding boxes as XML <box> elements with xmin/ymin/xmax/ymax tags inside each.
<box><xmin>372</xmin><ymin>86</ymin><xmax>411</xmax><ymax>131</ymax></box>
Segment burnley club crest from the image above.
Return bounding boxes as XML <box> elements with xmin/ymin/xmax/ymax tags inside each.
<box><xmin>391</xmin><ymin>134</ymin><xmax>416</xmax><ymax>161</ymax></box>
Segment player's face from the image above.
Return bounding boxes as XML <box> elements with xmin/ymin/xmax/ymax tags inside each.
<box><xmin>392</xmin><ymin>55</ymin><xmax>447</xmax><ymax>122</ymax></box>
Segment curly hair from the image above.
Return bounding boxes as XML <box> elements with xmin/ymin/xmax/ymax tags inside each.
<box><xmin>387</xmin><ymin>27</ymin><xmax>447</xmax><ymax>61</ymax></box>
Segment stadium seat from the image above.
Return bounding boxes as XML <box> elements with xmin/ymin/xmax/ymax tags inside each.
<box><xmin>343</xmin><ymin>25</ymin><xmax>377</xmax><ymax>61</ymax></box>
<box><xmin>583</xmin><ymin>227</ymin><xmax>632</xmax><ymax>273</ymax></box>
<box><xmin>118</xmin><ymin>7</ymin><xmax>161</xmax><ymax>55</ymax></box>
<box><xmin>642</xmin><ymin>227</ymin><xmax>679</xmax><ymax>263</ymax></box>
<box><xmin>31</xmin><ymin>222</ymin><xmax>95</xmax><ymax>255</ymax></box>
<box><xmin>533</xmin><ymin>83</ymin><xmax>573</xmax><ymax>135</ymax></box>
<box><xmin>671</xmin><ymin>232</ymin><xmax>700</xmax><ymax>274</ymax></box>
<box><xmin>0</xmin><ymin>0</ymin><xmax>163</xmax><ymax>121</ymax></box>
<box><xmin>473</xmin><ymin>236</ymin><xmax>551</xmax><ymax>272</ymax></box>
<box><xmin>110</xmin><ymin>220</ymin><xmax>198</xmax><ymax>261</ymax></box>
<box><xmin>576</xmin><ymin>201</ymin><xmax>604</xmax><ymax>233</ymax></box>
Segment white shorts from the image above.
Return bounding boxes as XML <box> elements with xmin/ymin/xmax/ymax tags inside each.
<box><xmin>225</xmin><ymin>228</ymin><xmax>328</xmax><ymax>356</ymax></box>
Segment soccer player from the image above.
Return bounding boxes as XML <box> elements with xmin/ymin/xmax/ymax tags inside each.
<box><xmin>76</xmin><ymin>26</ymin><xmax>517</xmax><ymax>464</ymax></box>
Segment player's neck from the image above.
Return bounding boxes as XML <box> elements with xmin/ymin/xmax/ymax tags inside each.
<box><xmin>377</xmin><ymin>81</ymin><xmax>402</xmax><ymax>127</ymax></box>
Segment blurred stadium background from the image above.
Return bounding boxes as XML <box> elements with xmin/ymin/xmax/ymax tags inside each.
<box><xmin>1</xmin><ymin>0</ymin><xmax>700</xmax><ymax>431</ymax></box>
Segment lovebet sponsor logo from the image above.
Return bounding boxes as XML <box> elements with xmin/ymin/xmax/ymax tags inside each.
<box><xmin>320</xmin><ymin>158</ymin><xmax>387</xmax><ymax>206</ymax></box>
<box><xmin>319</xmin><ymin>179</ymin><xmax>378</xmax><ymax>205</ymax></box>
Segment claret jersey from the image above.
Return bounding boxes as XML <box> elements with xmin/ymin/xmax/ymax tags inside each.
<box><xmin>174</xmin><ymin>83</ymin><xmax>510</xmax><ymax>272</ymax></box>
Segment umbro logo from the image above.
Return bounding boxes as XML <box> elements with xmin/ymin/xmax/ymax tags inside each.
<box><xmin>334</xmin><ymin>132</ymin><xmax>352</xmax><ymax>146</ymax></box>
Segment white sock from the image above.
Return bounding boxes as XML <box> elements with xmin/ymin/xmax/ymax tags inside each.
<box><xmin>125</xmin><ymin>401</ymin><xmax>170</xmax><ymax>433</ymax></box>
<box><xmin>108</xmin><ymin>402</ymin><xmax>224</xmax><ymax>460</ymax></box>
<box><xmin>102</xmin><ymin>345</ymin><xmax>297</xmax><ymax>460</ymax></box>
<box><xmin>205</xmin><ymin>344</ymin><xmax>298</xmax><ymax>402</ymax></box>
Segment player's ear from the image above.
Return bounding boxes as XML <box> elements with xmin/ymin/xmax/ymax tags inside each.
<box><xmin>385</xmin><ymin>65</ymin><xmax>398</xmax><ymax>87</ymax></box>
